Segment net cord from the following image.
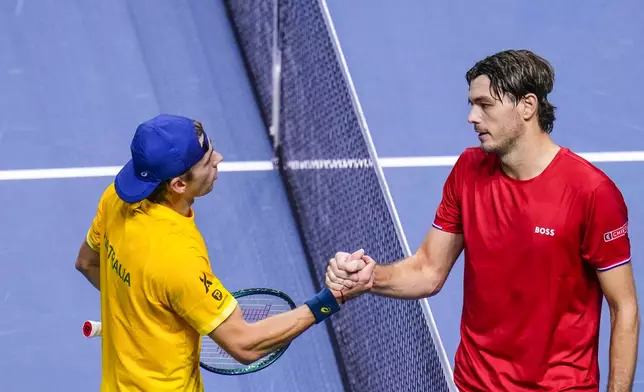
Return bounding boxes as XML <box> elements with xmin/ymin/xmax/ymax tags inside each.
<box><xmin>316</xmin><ymin>0</ymin><xmax>457</xmax><ymax>389</ymax></box>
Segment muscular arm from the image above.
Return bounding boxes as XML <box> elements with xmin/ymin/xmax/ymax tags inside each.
<box><xmin>208</xmin><ymin>304</ymin><xmax>317</xmax><ymax>365</ymax></box>
<box><xmin>166</xmin><ymin>250</ymin><xmax>338</xmax><ymax>366</ymax></box>
<box><xmin>75</xmin><ymin>240</ymin><xmax>101</xmax><ymax>290</ymax></box>
<box><xmin>598</xmin><ymin>264</ymin><xmax>640</xmax><ymax>392</ymax></box>
<box><xmin>369</xmin><ymin>227</ymin><xmax>464</xmax><ymax>299</ymax></box>
<box><xmin>353</xmin><ymin>151</ymin><xmax>464</xmax><ymax>300</ymax></box>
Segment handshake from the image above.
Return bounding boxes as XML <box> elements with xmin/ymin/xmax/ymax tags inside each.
<box><xmin>325</xmin><ymin>249</ymin><xmax>377</xmax><ymax>304</ymax></box>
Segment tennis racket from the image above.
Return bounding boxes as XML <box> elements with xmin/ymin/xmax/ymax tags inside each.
<box><xmin>83</xmin><ymin>287</ymin><xmax>297</xmax><ymax>375</ymax></box>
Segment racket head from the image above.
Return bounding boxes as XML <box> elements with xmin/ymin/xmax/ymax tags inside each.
<box><xmin>199</xmin><ymin>288</ymin><xmax>297</xmax><ymax>375</ymax></box>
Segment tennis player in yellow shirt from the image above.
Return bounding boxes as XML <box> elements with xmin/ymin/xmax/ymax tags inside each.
<box><xmin>74</xmin><ymin>114</ymin><xmax>360</xmax><ymax>391</ymax></box>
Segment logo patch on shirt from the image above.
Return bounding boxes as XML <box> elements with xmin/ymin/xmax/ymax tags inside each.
<box><xmin>535</xmin><ymin>226</ymin><xmax>555</xmax><ymax>236</ymax></box>
<box><xmin>604</xmin><ymin>222</ymin><xmax>628</xmax><ymax>242</ymax></box>
<box><xmin>200</xmin><ymin>272</ymin><xmax>213</xmax><ymax>293</ymax></box>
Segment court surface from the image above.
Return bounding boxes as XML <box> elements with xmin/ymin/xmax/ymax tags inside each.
<box><xmin>1</xmin><ymin>0</ymin><xmax>643</xmax><ymax>391</ymax></box>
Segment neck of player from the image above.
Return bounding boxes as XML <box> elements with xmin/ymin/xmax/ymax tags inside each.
<box><xmin>161</xmin><ymin>195</ymin><xmax>194</xmax><ymax>217</ymax></box>
<box><xmin>500</xmin><ymin>125</ymin><xmax>561</xmax><ymax>181</ymax></box>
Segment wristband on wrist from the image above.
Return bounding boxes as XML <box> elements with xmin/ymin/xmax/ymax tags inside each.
<box><xmin>305</xmin><ymin>287</ymin><xmax>341</xmax><ymax>324</ymax></box>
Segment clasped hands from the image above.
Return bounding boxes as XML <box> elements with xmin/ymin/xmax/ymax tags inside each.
<box><xmin>325</xmin><ymin>249</ymin><xmax>376</xmax><ymax>303</ymax></box>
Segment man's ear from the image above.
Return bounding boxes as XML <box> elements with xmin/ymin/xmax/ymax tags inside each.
<box><xmin>168</xmin><ymin>176</ymin><xmax>188</xmax><ymax>195</ymax></box>
<box><xmin>520</xmin><ymin>93</ymin><xmax>539</xmax><ymax>122</ymax></box>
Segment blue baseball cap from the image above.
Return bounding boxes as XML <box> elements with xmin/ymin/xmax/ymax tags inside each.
<box><xmin>115</xmin><ymin>114</ymin><xmax>208</xmax><ymax>203</ymax></box>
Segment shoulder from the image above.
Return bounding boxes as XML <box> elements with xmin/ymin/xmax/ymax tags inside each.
<box><xmin>145</xmin><ymin>230</ymin><xmax>212</xmax><ymax>289</ymax></box>
<box><xmin>98</xmin><ymin>182</ymin><xmax>117</xmax><ymax>203</ymax></box>
<box><xmin>97</xmin><ymin>182</ymin><xmax>126</xmax><ymax>212</ymax></box>
<box><xmin>557</xmin><ymin>148</ymin><xmax>622</xmax><ymax>193</ymax></box>
<box><xmin>555</xmin><ymin>149</ymin><xmax>627</xmax><ymax>216</ymax></box>
<box><xmin>156</xmin><ymin>229</ymin><xmax>210</xmax><ymax>269</ymax></box>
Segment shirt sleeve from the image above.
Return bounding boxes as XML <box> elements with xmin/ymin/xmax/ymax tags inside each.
<box><xmin>432</xmin><ymin>154</ymin><xmax>464</xmax><ymax>233</ymax></box>
<box><xmin>164</xmin><ymin>256</ymin><xmax>238</xmax><ymax>335</ymax></box>
<box><xmin>86</xmin><ymin>184</ymin><xmax>114</xmax><ymax>252</ymax></box>
<box><xmin>581</xmin><ymin>179</ymin><xmax>631</xmax><ymax>271</ymax></box>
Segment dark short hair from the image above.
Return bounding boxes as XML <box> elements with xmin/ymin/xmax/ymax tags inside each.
<box><xmin>466</xmin><ymin>49</ymin><xmax>557</xmax><ymax>134</ymax></box>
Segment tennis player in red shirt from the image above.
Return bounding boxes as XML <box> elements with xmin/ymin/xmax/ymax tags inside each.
<box><xmin>326</xmin><ymin>50</ymin><xmax>639</xmax><ymax>391</ymax></box>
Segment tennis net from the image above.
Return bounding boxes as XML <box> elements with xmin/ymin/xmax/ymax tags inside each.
<box><xmin>225</xmin><ymin>1</ymin><xmax>454</xmax><ymax>391</ymax></box>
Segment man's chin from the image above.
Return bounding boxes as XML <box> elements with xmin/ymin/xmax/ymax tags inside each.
<box><xmin>479</xmin><ymin>142</ymin><xmax>496</xmax><ymax>154</ymax></box>
<box><xmin>196</xmin><ymin>184</ymin><xmax>215</xmax><ymax>198</ymax></box>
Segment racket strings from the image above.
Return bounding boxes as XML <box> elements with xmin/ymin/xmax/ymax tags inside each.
<box><xmin>199</xmin><ymin>294</ymin><xmax>293</xmax><ymax>369</ymax></box>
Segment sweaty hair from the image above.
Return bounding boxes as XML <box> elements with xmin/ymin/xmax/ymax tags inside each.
<box><xmin>465</xmin><ymin>49</ymin><xmax>557</xmax><ymax>134</ymax></box>
<box><xmin>146</xmin><ymin>120</ymin><xmax>203</xmax><ymax>203</ymax></box>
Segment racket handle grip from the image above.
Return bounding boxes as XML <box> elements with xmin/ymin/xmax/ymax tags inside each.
<box><xmin>83</xmin><ymin>320</ymin><xmax>102</xmax><ymax>338</ymax></box>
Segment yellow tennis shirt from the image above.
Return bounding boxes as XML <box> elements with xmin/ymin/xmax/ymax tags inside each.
<box><xmin>86</xmin><ymin>183</ymin><xmax>238</xmax><ymax>392</ymax></box>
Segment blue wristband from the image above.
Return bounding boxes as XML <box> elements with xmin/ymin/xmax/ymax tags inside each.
<box><xmin>305</xmin><ymin>288</ymin><xmax>341</xmax><ymax>324</ymax></box>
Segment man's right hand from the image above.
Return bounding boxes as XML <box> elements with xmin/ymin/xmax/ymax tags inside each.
<box><xmin>325</xmin><ymin>249</ymin><xmax>376</xmax><ymax>302</ymax></box>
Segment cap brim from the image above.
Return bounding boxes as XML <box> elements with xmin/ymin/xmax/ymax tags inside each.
<box><xmin>114</xmin><ymin>160</ymin><xmax>161</xmax><ymax>203</ymax></box>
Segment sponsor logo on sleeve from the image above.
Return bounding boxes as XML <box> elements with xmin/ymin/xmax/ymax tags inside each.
<box><xmin>213</xmin><ymin>290</ymin><xmax>230</xmax><ymax>310</ymax></box>
<box><xmin>604</xmin><ymin>222</ymin><xmax>628</xmax><ymax>242</ymax></box>
<box><xmin>200</xmin><ymin>272</ymin><xmax>213</xmax><ymax>293</ymax></box>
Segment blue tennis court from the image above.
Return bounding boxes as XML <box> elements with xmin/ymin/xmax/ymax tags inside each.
<box><xmin>1</xmin><ymin>0</ymin><xmax>642</xmax><ymax>391</ymax></box>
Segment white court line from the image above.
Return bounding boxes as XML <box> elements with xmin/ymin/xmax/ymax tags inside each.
<box><xmin>380</xmin><ymin>151</ymin><xmax>644</xmax><ymax>167</ymax></box>
<box><xmin>0</xmin><ymin>161</ymin><xmax>274</xmax><ymax>181</ymax></box>
<box><xmin>1</xmin><ymin>151</ymin><xmax>643</xmax><ymax>180</ymax></box>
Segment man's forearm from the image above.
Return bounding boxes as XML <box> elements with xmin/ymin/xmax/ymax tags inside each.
<box><xmin>369</xmin><ymin>256</ymin><xmax>439</xmax><ymax>299</ymax></box>
<box><xmin>245</xmin><ymin>305</ymin><xmax>315</xmax><ymax>359</ymax></box>
<box><xmin>607</xmin><ymin>306</ymin><xmax>639</xmax><ymax>391</ymax></box>
<box><xmin>75</xmin><ymin>241</ymin><xmax>101</xmax><ymax>291</ymax></box>
<box><xmin>81</xmin><ymin>265</ymin><xmax>101</xmax><ymax>291</ymax></box>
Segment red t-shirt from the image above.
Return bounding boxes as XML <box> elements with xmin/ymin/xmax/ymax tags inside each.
<box><xmin>433</xmin><ymin>147</ymin><xmax>631</xmax><ymax>391</ymax></box>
